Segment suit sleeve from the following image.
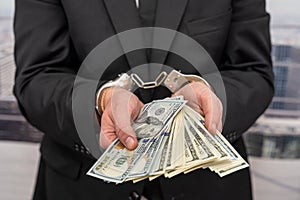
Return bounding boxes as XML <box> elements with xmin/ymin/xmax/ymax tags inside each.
<box><xmin>220</xmin><ymin>0</ymin><xmax>274</xmax><ymax>141</ymax></box>
<box><xmin>14</xmin><ymin>0</ymin><xmax>86</xmax><ymax>149</ymax></box>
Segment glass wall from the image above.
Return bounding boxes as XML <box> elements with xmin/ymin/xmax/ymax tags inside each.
<box><xmin>244</xmin><ymin>1</ymin><xmax>300</xmax><ymax>199</ymax></box>
<box><xmin>0</xmin><ymin>2</ymin><xmax>41</xmax><ymax>199</ymax></box>
<box><xmin>0</xmin><ymin>0</ymin><xmax>299</xmax><ymax>200</ymax></box>
<box><xmin>0</xmin><ymin>1</ymin><xmax>42</xmax><ymax>142</ymax></box>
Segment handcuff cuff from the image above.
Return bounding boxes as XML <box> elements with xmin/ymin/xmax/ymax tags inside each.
<box><xmin>95</xmin><ymin>69</ymin><xmax>212</xmax><ymax>116</ymax></box>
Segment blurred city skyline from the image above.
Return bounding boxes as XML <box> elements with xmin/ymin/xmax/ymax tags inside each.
<box><xmin>0</xmin><ymin>0</ymin><xmax>14</xmax><ymax>17</ymax></box>
<box><xmin>267</xmin><ymin>0</ymin><xmax>300</xmax><ymax>26</ymax></box>
<box><xmin>1</xmin><ymin>0</ymin><xmax>300</xmax><ymax>25</ymax></box>
<box><xmin>0</xmin><ymin>1</ymin><xmax>299</xmax><ymax>200</ymax></box>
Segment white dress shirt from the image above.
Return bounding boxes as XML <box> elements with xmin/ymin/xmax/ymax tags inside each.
<box><xmin>135</xmin><ymin>0</ymin><xmax>139</xmax><ymax>8</ymax></box>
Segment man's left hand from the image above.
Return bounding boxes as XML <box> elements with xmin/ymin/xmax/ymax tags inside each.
<box><xmin>172</xmin><ymin>81</ymin><xmax>223</xmax><ymax>135</ymax></box>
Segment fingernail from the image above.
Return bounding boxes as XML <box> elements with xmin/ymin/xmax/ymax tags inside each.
<box><xmin>125</xmin><ymin>137</ymin><xmax>134</xmax><ymax>149</ymax></box>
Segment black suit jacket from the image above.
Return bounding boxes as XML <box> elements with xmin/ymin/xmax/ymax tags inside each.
<box><xmin>14</xmin><ymin>0</ymin><xmax>274</xmax><ymax>199</ymax></box>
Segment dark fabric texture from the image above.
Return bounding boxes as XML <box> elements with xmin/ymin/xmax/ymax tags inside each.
<box><xmin>13</xmin><ymin>0</ymin><xmax>274</xmax><ymax>199</ymax></box>
<box><xmin>139</xmin><ymin>0</ymin><xmax>158</xmax><ymax>27</ymax></box>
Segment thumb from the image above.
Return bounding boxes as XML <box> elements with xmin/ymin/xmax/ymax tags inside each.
<box><xmin>116</xmin><ymin>125</ymin><xmax>138</xmax><ymax>150</ymax></box>
<box><xmin>113</xmin><ymin>105</ymin><xmax>138</xmax><ymax>150</ymax></box>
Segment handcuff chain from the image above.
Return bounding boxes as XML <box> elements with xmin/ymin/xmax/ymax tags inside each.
<box><xmin>130</xmin><ymin>71</ymin><xmax>168</xmax><ymax>89</ymax></box>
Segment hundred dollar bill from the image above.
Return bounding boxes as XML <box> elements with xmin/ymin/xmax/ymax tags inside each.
<box><xmin>87</xmin><ymin>137</ymin><xmax>151</xmax><ymax>183</ymax></box>
<box><xmin>146</xmin><ymin>126</ymin><xmax>172</xmax><ymax>181</ymax></box>
<box><xmin>182</xmin><ymin>106</ymin><xmax>230</xmax><ymax>161</ymax></box>
<box><xmin>164</xmin><ymin>119</ymin><xmax>177</xmax><ymax>171</ymax></box>
<box><xmin>132</xmin><ymin>99</ymin><xmax>186</xmax><ymax>139</ymax></box>
<box><xmin>163</xmin><ymin>121</ymin><xmax>201</xmax><ymax>178</ymax></box>
<box><xmin>165</xmin><ymin>119</ymin><xmax>218</xmax><ymax>178</ymax></box>
<box><xmin>148</xmin><ymin>125</ymin><xmax>171</xmax><ymax>175</ymax></box>
<box><xmin>127</xmin><ymin>99</ymin><xmax>186</xmax><ymax>181</ymax></box>
<box><xmin>88</xmin><ymin>96</ymin><xmax>248</xmax><ymax>182</ymax></box>
<box><xmin>191</xmin><ymin>116</ymin><xmax>249</xmax><ymax>175</ymax></box>
<box><xmin>182</xmin><ymin>105</ymin><xmax>248</xmax><ymax>176</ymax></box>
<box><xmin>183</xmin><ymin>123</ymin><xmax>201</xmax><ymax>165</ymax></box>
<box><xmin>88</xmin><ymin>98</ymin><xmax>186</xmax><ymax>183</ymax></box>
<box><xmin>170</xmin><ymin>111</ymin><xmax>185</xmax><ymax>169</ymax></box>
<box><xmin>127</xmin><ymin>130</ymin><xmax>166</xmax><ymax>179</ymax></box>
<box><xmin>213</xmin><ymin>132</ymin><xmax>249</xmax><ymax>177</ymax></box>
<box><xmin>130</xmin><ymin>128</ymin><xmax>171</xmax><ymax>183</ymax></box>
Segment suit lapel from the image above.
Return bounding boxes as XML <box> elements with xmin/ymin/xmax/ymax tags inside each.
<box><xmin>150</xmin><ymin>0</ymin><xmax>189</xmax><ymax>64</ymax></box>
<box><xmin>103</xmin><ymin>0</ymin><xmax>148</xmax><ymax>68</ymax></box>
<box><xmin>154</xmin><ymin>0</ymin><xmax>189</xmax><ymax>31</ymax></box>
<box><xmin>103</xmin><ymin>0</ymin><xmax>189</xmax><ymax>83</ymax></box>
<box><xmin>103</xmin><ymin>0</ymin><xmax>140</xmax><ymax>32</ymax></box>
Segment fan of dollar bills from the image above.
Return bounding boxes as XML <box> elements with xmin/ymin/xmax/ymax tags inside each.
<box><xmin>87</xmin><ymin>96</ymin><xmax>249</xmax><ymax>184</ymax></box>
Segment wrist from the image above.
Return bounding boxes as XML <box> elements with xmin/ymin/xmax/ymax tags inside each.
<box><xmin>95</xmin><ymin>73</ymin><xmax>135</xmax><ymax>117</ymax></box>
<box><xmin>102</xmin><ymin>87</ymin><xmax>114</xmax><ymax>109</ymax></box>
<box><xmin>191</xmin><ymin>79</ymin><xmax>214</xmax><ymax>93</ymax></box>
<box><xmin>97</xmin><ymin>87</ymin><xmax>114</xmax><ymax>114</ymax></box>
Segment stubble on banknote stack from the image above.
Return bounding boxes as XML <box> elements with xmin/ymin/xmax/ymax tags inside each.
<box><xmin>87</xmin><ymin>96</ymin><xmax>249</xmax><ymax>184</ymax></box>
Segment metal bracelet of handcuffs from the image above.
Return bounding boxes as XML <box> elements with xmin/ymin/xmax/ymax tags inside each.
<box><xmin>95</xmin><ymin>69</ymin><xmax>212</xmax><ymax>116</ymax></box>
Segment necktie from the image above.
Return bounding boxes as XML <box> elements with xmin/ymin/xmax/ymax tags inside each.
<box><xmin>138</xmin><ymin>0</ymin><xmax>158</xmax><ymax>27</ymax></box>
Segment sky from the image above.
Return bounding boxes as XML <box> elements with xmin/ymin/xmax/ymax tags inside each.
<box><xmin>0</xmin><ymin>0</ymin><xmax>300</xmax><ymax>25</ymax></box>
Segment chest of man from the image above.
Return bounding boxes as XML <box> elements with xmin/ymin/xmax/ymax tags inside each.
<box><xmin>60</xmin><ymin>0</ymin><xmax>232</xmax><ymax>66</ymax></box>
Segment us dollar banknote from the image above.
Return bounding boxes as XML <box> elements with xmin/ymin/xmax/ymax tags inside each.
<box><xmin>87</xmin><ymin>97</ymin><xmax>249</xmax><ymax>183</ymax></box>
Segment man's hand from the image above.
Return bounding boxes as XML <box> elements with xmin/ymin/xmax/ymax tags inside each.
<box><xmin>172</xmin><ymin>81</ymin><xmax>223</xmax><ymax>135</ymax></box>
<box><xmin>99</xmin><ymin>87</ymin><xmax>144</xmax><ymax>150</ymax></box>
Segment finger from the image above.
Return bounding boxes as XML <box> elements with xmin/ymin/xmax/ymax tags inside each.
<box><xmin>173</xmin><ymin>83</ymin><xmax>198</xmax><ymax>100</ymax></box>
<box><xmin>100</xmin><ymin>109</ymin><xmax>117</xmax><ymax>149</ymax></box>
<box><xmin>172</xmin><ymin>84</ymin><xmax>203</xmax><ymax>114</ymax></box>
<box><xmin>130</xmin><ymin>99</ymin><xmax>144</xmax><ymax>121</ymax></box>
<box><xmin>114</xmin><ymin>111</ymin><xmax>138</xmax><ymax>150</ymax></box>
<box><xmin>173</xmin><ymin>91</ymin><xmax>199</xmax><ymax>113</ymax></box>
<box><xmin>113</xmin><ymin>111</ymin><xmax>138</xmax><ymax>150</ymax></box>
<box><xmin>217</xmin><ymin>121</ymin><xmax>223</xmax><ymax>133</ymax></box>
<box><xmin>99</xmin><ymin>130</ymin><xmax>117</xmax><ymax>149</ymax></box>
<box><xmin>205</xmin><ymin>105</ymin><xmax>222</xmax><ymax>136</ymax></box>
<box><xmin>207</xmin><ymin>101</ymin><xmax>223</xmax><ymax>135</ymax></box>
<box><xmin>199</xmin><ymin>90</ymin><xmax>219</xmax><ymax>135</ymax></box>
<box><xmin>207</xmin><ymin>122</ymin><xmax>217</xmax><ymax>136</ymax></box>
<box><xmin>101</xmin><ymin>107</ymin><xmax>138</xmax><ymax>150</ymax></box>
<box><xmin>115</xmin><ymin>125</ymin><xmax>138</xmax><ymax>150</ymax></box>
<box><xmin>107</xmin><ymin>90</ymin><xmax>139</xmax><ymax>150</ymax></box>
<box><xmin>114</xmin><ymin>103</ymin><xmax>139</xmax><ymax>150</ymax></box>
<box><xmin>216</xmin><ymin>100</ymin><xmax>223</xmax><ymax>133</ymax></box>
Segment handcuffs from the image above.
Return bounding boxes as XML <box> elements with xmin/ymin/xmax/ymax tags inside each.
<box><xmin>95</xmin><ymin>69</ymin><xmax>212</xmax><ymax>116</ymax></box>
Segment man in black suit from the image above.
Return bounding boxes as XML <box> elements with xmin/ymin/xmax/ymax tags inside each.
<box><xmin>14</xmin><ymin>0</ymin><xmax>274</xmax><ymax>199</ymax></box>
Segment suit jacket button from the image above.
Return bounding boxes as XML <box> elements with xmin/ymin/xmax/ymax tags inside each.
<box><xmin>74</xmin><ymin>144</ymin><xmax>79</xmax><ymax>151</ymax></box>
<box><xmin>128</xmin><ymin>191</ymin><xmax>141</xmax><ymax>200</ymax></box>
<box><xmin>85</xmin><ymin>147</ymin><xmax>90</xmax><ymax>154</ymax></box>
<box><xmin>233</xmin><ymin>131</ymin><xmax>237</xmax><ymax>138</ymax></box>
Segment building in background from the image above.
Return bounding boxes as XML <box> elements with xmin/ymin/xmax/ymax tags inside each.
<box><xmin>245</xmin><ymin>26</ymin><xmax>300</xmax><ymax>159</ymax></box>
<box><xmin>0</xmin><ymin>1</ymin><xmax>300</xmax><ymax>199</ymax></box>
<box><xmin>269</xmin><ymin>25</ymin><xmax>300</xmax><ymax>116</ymax></box>
<box><xmin>243</xmin><ymin>24</ymin><xmax>300</xmax><ymax>200</ymax></box>
<box><xmin>0</xmin><ymin>17</ymin><xmax>42</xmax><ymax>142</ymax></box>
<box><xmin>0</xmin><ymin>17</ymin><xmax>14</xmax><ymax>97</ymax></box>
<box><xmin>245</xmin><ymin>117</ymin><xmax>300</xmax><ymax>158</ymax></box>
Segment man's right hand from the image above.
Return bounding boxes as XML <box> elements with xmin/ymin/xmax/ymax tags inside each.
<box><xmin>99</xmin><ymin>87</ymin><xmax>144</xmax><ymax>150</ymax></box>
